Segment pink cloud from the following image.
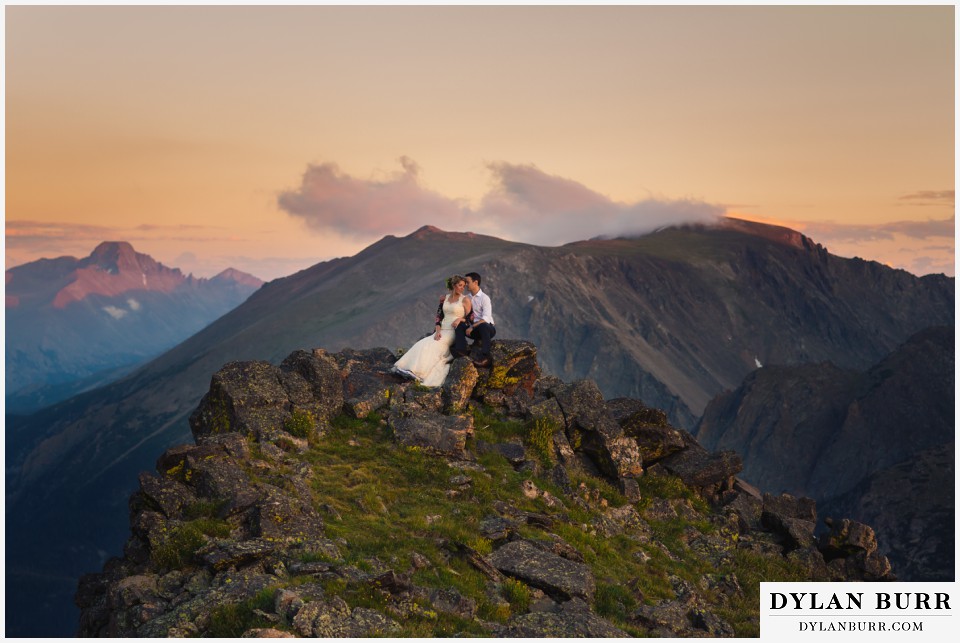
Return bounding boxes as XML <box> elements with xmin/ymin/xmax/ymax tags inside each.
<box><xmin>277</xmin><ymin>157</ymin><xmax>467</xmax><ymax>237</ymax></box>
<box><xmin>481</xmin><ymin>162</ymin><xmax>724</xmax><ymax>245</ymax></box>
<box><xmin>277</xmin><ymin>158</ymin><xmax>725</xmax><ymax>246</ymax></box>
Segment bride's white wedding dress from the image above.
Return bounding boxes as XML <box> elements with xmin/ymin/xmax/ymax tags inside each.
<box><xmin>393</xmin><ymin>294</ymin><xmax>465</xmax><ymax>387</ymax></box>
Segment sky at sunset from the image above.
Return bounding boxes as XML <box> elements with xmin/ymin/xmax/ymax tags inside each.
<box><xmin>4</xmin><ymin>4</ymin><xmax>955</xmax><ymax>281</ymax></box>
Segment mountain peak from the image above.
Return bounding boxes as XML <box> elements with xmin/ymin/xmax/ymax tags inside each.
<box><xmin>88</xmin><ymin>241</ymin><xmax>140</xmax><ymax>273</ymax></box>
<box><xmin>211</xmin><ymin>268</ymin><xmax>265</xmax><ymax>288</ymax></box>
<box><xmin>406</xmin><ymin>225</ymin><xmax>481</xmax><ymax>241</ymax></box>
<box><xmin>718</xmin><ymin>217</ymin><xmax>811</xmax><ymax>250</ymax></box>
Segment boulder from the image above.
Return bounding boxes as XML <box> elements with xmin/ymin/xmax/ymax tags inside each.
<box><xmin>658</xmin><ymin>443</ymin><xmax>742</xmax><ymax>497</ymax></box>
<box><xmin>252</xmin><ymin>490</ymin><xmax>324</xmax><ymax>542</ymax></box>
<box><xmin>487</xmin><ymin>540</ymin><xmax>596</xmax><ymax>602</ymax></box>
<box><xmin>199</xmin><ymin>539</ymin><xmax>279</xmax><ymax>572</ymax></box>
<box><xmin>137</xmin><ymin>472</ymin><xmax>196</xmax><ymax>519</ymax></box>
<box><xmin>819</xmin><ymin>518</ymin><xmax>878</xmax><ymax>557</ymax></box>
<box><xmin>606</xmin><ymin>397</ymin><xmax>670</xmax><ymax>427</ymax></box>
<box><xmin>762</xmin><ymin>493</ymin><xmax>817</xmax><ymax>523</ymax></box>
<box><xmin>623</xmin><ymin>423</ymin><xmax>686</xmax><ymax>464</ymax></box>
<box><xmin>278</xmin><ymin>349</ymin><xmax>344</xmax><ymax>425</ymax></box>
<box><xmin>388</xmin><ymin>407</ymin><xmax>474</xmax><ymax>458</ymax></box>
<box><xmin>475</xmin><ymin>341</ymin><xmax>541</xmax><ymax>414</ymax></box>
<box><xmin>442</xmin><ymin>358</ymin><xmax>479</xmax><ymax>413</ymax></box>
<box><xmin>189</xmin><ymin>361</ymin><xmax>291</xmax><ymax>442</ymax></box>
<box><xmin>504</xmin><ymin>606</ymin><xmax>628</xmax><ymax>637</ymax></box>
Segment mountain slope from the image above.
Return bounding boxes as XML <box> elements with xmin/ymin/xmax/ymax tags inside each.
<box><xmin>5</xmin><ymin>222</ymin><xmax>953</xmax><ymax>635</ymax></box>
<box><xmin>694</xmin><ymin>326</ymin><xmax>955</xmax><ymax>580</ymax></box>
<box><xmin>73</xmin><ymin>342</ymin><xmax>893</xmax><ymax>638</ymax></box>
<box><xmin>5</xmin><ymin>241</ymin><xmax>263</xmax><ymax>412</ymax></box>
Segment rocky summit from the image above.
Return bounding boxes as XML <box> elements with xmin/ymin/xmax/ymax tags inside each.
<box><xmin>76</xmin><ymin>340</ymin><xmax>893</xmax><ymax>638</ymax></box>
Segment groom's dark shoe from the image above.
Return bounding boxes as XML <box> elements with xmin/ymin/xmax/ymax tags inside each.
<box><xmin>472</xmin><ymin>357</ymin><xmax>492</xmax><ymax>368</ymax></box>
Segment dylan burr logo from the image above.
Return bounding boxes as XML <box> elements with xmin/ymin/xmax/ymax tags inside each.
<box><xmin>761</xmin><ymin>582</ymin><xmax>955</xmax><ymax>640</ymax></box>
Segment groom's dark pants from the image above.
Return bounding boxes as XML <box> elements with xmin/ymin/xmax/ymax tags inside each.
<box><xmin>454</xmin><ymin>323</ymin><xmax>496</xmax><ymax>359</ymax></box>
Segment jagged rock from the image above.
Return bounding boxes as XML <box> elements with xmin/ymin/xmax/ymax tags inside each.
<box><xmin>723</xmin><ymin>480</ymin><xmax>764</xmax><ymax>532</ymax></box>
<box><xmin>479</xmin><ymin>516</ymin><xmax>519</xmax><ymax>542</ymax></box>
<box><xmin>332</xmin><ymin>347</ymin><xmax>398</xmax><ymax>372</ymax></box>
<box><xmin>487</xmin><ymin>539</ymin><xmax>596</xmax><ymax>601</ymax></box>
<box><xmin>607</xmin><ymin>398</ymin><xmax>685</xmax><ymax>464</ymax></box>
<box><xmin>603</xmin><ymin>436</ymin><xmax>644</xmax><ymax>479</ymax></box>
<box><xmin>369</xmin><ymin>570</ymin><xmax>414</xmax><ymax>595</ymax></box>
<box><xmin>388</xmin><ymin>407</ymin><xmax>474</xmax><ymax>458</ymax></box>
<box><xmin>762</xmin><ymin>493</ymin><xmax>817</xmax><ymax>523</ymax></box>
<box><xmin>526</xmin><ymin>397</ymin><xmax>566</xmax><ymax>429</ymax></box>
<box><xmin>484</xmin><ymin>340</ymin><xmax>541</xmax><ymax>398</ymax></box>
<box><xmin>631</xmin><ymin>600</ymin><xmax>690</xmax><ymax>634</ymax></box>
<box><xmin>186</xmin><ymin>452</ymin><xmax>256</xmax><ymax>508</ymax></box>
<box><xmin>819</xmin><ymin>517</ymin><xmax>878</xmax><ymax>556</ymax></box>
<box><xmin>786</xmin><ymin>547</ymin><xmax>832</xmax><ymax>581</ymax></box>
<box><xmin>292</xmin><ymin>598</ymin><xmax>345</xmax><ymax>636</ymax></box>
<box><xmin>428</xmin><ymin>587</ymin><xmax>477</xmax><ymax>619</ymax></box>
<box><xmin>817</xmin><ymin>518</ymin><xmax>894</xmax><ymax>580</ymax></box>
<box><xmin>504</xmin><ymin>606</ymin><xmax>629</xmax><ymax>637</ymax></box>
<box><xmin>76</xmin><ymin>337</ymin><xmax>906</xmax><ymax>638</ymax></box>
<box><xmin>336</xmin><ymin>348</ymin><xmax>401</xmax><ymax>419</ymax></box>
<box><xmin>619</xmin><ymin>477</ymin><xmax>641</xmax><ymax>502</ymax></box>
<box><xmin>189</xmin><ymin>361</ymin><xmax>292</xmax><ymax>442</ymax></box>
<box><xmin>278</xmin><ymin>349</ymin><xmax>344</xmax><ymax>426</ymax></box>
<box><xmin>624</xmin><ymin>423</ymin><xmax>687</xmax><ymax>464</ymax></box>
<box><xmin>343</xmin><ymin>373</ymin><xmax>398</xmax><ymax>419</ymax></box>
<box><xmin>477</xmin><ymin>440</ymin><xmax>527</xmax><ymax>466</ymax></box>
<box><xmin>137</xmin><ymin>472</ymin><xmax>197</xmax><ymax>519</ymax></box>
<box><xmin>198</xmin><ymin>538</ymin><xmax>279</xmax><ymax>571</ymax></box>
<box><xmin>551</xmin><ymin>380</ymin><xmax>646</xmax><ymax>481</ymax></box>
<box><xmin>658</xmin><ymin>442</ymin><xmax>742</xmax><ymax>498</ymax></box>
<box><xmin>553</xmin><ymin>380</ymin><xmax>620</xmax><ymax>439</ymax></box>
<box><xmin>607</xmin><ymin>397</ymin><xmax>670</xmax><ymax>426</ymax></box>
<box><xmin>189</xmin><ymin>350</ymin><xmax>342</xmax><ymax>444</ymax></box>
<box><xmin>689</xmin><ymin>606</ymin><xmax>736</xmax><ymax>637</ymax></box>
<box><xmin>826</xmin><ymin>550</ymin><xmax>894</xmax><ymax>581</ymax></box>
<box><xmin>442</xmin><ymin>358</ymin><xmax>478</xmax><ymax>413</ymax></box>
<box><xmin>644</xmin><ymin>498</ymin><xmax>678</xmax><ymax>522</ymax></box>
<box><xmin>765</xmin><ymin>515</ymin><xmax>817</xmax><ymax>551</ymax></box>
<box><xmin>402</xmin><ymin>386</ymin><xmax>444</xmax><ymax>412</ymax></box>
<box><xmin>110</xmin><ymin>574</ymin><xmax>161</xmax><ymax>609</ymax></box>
<box><xmin>252</xmin><ymin>490</ymin><xmax>324</xmax><ymax>541</ymax></box>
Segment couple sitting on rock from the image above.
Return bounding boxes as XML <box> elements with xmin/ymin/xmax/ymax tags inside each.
<box><xmin>393</xmin><ymin>272</ymin><xmax>496</xmax><ymax>387</ymax></box>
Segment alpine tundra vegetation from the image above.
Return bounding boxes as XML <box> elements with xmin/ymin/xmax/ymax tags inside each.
<box><xmin>77</xmin><ymin>340</ymin><xmax>893</xmax><ymax>637</ymax></box>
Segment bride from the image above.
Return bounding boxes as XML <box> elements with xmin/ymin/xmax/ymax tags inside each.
<box><xmin>393</xmin><ymin>275</ymin><xmax>472</xmax><ymax>387</ymax></box>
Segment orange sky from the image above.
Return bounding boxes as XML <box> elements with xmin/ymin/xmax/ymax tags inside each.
<box><xmin>4</xmin><ymin>5</ymin><xmax>955</xmax><ymax>280</ymax></box>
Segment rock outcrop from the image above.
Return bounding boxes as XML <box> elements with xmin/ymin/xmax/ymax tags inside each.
<box><xmin>76</xmin><ymin>340</ymin><xmax>894</xmax><ymax>637</ymax></box>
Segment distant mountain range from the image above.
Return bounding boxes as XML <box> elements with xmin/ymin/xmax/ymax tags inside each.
<box><xmin>5</xmin><ymin>241</ymin><xmax>263</xmax><ymax>413</ymax></box>
<box><xmin>4</xmin><ymin>221</ymin><xmax>954</xmax><ymax>635</ymax></box>
<box><xmin>695</xmin><ymin>326</ymin><xmax>954</xmax><ymax>581</ymax></box>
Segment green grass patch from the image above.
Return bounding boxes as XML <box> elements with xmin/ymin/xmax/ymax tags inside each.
<box><xmin>594</xmin><ymin>582</ymin><xmax>638</xmax><ymax>621</ymax></box>
<box><xmin>150</xmin><ymin>518</ymin><xmax>232</xmax><ymax>572</ymax></box>
<box><xmin>207</xmin><ymin>587</ymin><xmax>279</xmax><ymax>637</ymax></box>
<box><xmin>501</xmin><ymin>578</ymin><xmax>531</xmax><ymax>613</ymax></box>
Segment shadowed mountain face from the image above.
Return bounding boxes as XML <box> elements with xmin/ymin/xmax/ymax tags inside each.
<box><xmin>4</xmin><ymin>223</ymin><xmax>954</xmax><ymax>635</ymax></box>
<box><xmin>695</xmin><ymin>326</ymin><xmax>955</xmax><ymax>580</ymax></box>
<box><xmin>5</xmin><ymin>241</ymin><xmax>263</xmax><ymax>413</ymax></box>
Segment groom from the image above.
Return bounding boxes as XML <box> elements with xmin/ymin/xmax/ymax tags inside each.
<box><xmin>454</xmin><ymin>271</ymin><xmax>496</xmax><ymax>367</ymax></box>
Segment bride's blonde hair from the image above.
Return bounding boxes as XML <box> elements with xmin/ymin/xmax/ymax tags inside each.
<box><xmin>445</xmin><ymin>275</ymin><xmax>466</xmax><ymax>290</ymax></box>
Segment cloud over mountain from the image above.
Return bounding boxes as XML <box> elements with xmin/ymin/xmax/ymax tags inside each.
<box><xmin>277</xmin><ymin>157</ymin><xmax>725</xmax><ymax>245</ymax></box>
<box><xmin>277</xmin><ymin>157</ymin><xmax>467</xmax><ymax>237</ymax></box>
<box><xmin>481</xmin><ymin>162</ymin><xmax>724</xmax><ymax>245</ymax></box>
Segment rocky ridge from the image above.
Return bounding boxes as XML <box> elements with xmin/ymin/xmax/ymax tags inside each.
<box><xmin>76</xmin><ymin>340</ymin><xmax>893</xmax><ymax>637</ymax></box>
